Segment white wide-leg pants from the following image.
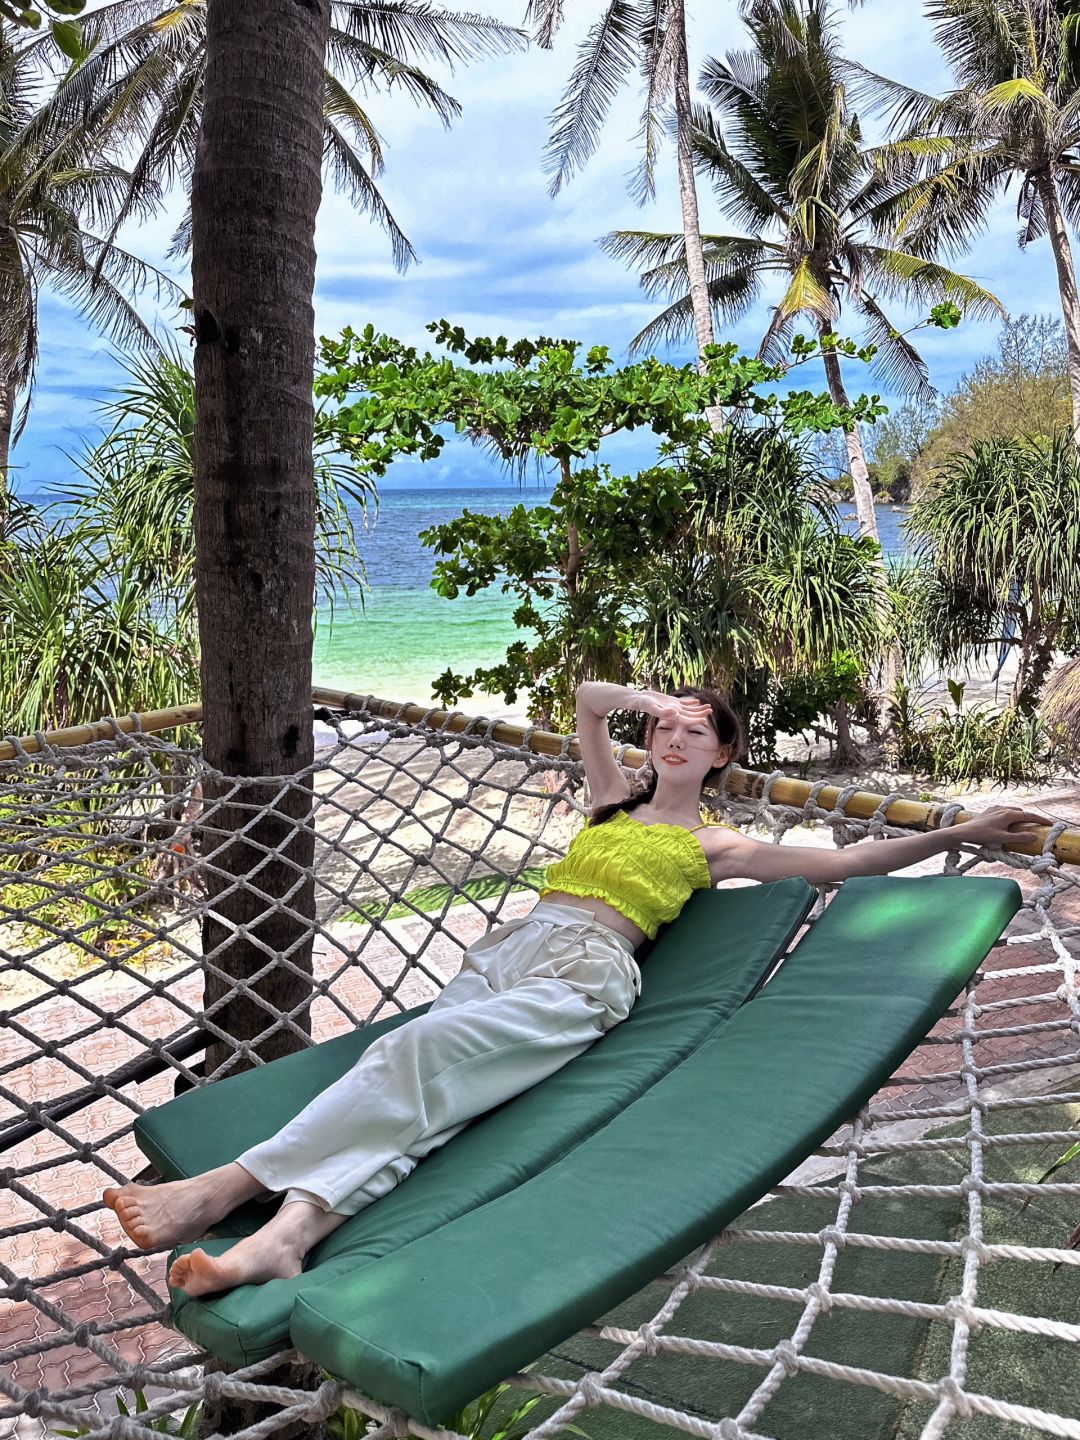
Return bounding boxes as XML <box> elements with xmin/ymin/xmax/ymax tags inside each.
<box><xmin>235</xmin><ymin>901</ymin><xmax>641</xmax><ymax>1217</ymax></box>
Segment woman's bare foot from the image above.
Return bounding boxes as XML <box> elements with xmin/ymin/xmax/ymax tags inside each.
<box><xmin>168</xmin><ymin>1199</ymin><xmax>347</xmax><ymax>1297</ymax></box>
<box><xmin>103</xmin><ymin>1163</ymin><xmax>262</xmax><ymax>1250</ymax></box>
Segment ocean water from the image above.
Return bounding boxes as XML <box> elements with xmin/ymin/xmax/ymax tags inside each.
<box><xmin>17</xmin><ymin>480</ymin><xmax>910</xmax><ymax>709</ymax></box>
<box><xmin>312</xmin><ymin>488</ymin><xmax>911</xmax><ymax>706</ymax></box>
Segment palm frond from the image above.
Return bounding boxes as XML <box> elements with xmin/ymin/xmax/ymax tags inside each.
<box><xmin>855</xmin><ymin>290</ymin><xmax>933</xmax><ymax>399</ymax></box>
<box><xmin>335</xmin><ymin>1</ymin><xmax>527</xmax><ymax>69</ymax></box>
<box><xmin>543</xmin><ymin>0</ymin><xmax>644</xmax><ymax>196</ymax></box>
<box><xmin>325</xmin><ymin>29</ymin><xmax>461</xmax><ymax>123</ymax></box>
<box><xmin>323</xmin><ymin>121</ymin><xmax>416</xmax><ymax>270</ymax></box>
<box><xmin>627</xmin><ymin>269</ymin><xmax>762</xmax><ymax>354</ymax></box>
<box><xmin>775</xmin><ymin>256</ymin><xmax>835</xmax><ymax>323</ymax></box>
<box><xmin>860</xmin><ymin>244</ymin><xmax>1004</xmax><ymax>320</ymax></box>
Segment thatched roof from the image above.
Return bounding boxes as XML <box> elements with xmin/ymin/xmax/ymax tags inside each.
<box><xmin>1041</xmin><ymin>656</ymin><xmax>1080</xmax><ymax>739</ymax></box>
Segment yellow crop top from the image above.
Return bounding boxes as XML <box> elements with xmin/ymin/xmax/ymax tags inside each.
<box><xmin>540</xmin><ymin>808</ymin><xmax>723</xmax><ymax>940</ymax></box>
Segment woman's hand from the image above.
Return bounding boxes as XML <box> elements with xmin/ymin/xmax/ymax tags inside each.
<box><xmin>955</xmin><ymin>806</ymin><xmax>1051</xmax><ymax>848</ymax></box>
<box><xmin>630</xmin><ymin>689</ymin><xmax>712</xmax><ymax>725</ymax></box>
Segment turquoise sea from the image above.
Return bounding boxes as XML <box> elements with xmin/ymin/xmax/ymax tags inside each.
<box><xmin>313</xmin><ymin>488</ymin><xmax>911</xmax><ymax>707</ymax></box>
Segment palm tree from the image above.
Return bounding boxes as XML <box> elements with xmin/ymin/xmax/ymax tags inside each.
<box><xmin>0</xmin><ymin>26</ymin><xmax>180</xmax><ymax>542</ymax></box>
<box><xmin>528</xmin><ymin>0</ymin><xmax>721</xmax><ymax>408</ymax></box>
<box><xmin>861</xmin><ymin>0</ymin><xmax>1080</xmax><ymax>439</ymax></box>
<box><xmin>21</xmin><ymin>0</ymin><xmax>526</xmax><ymax>273</ymax></box>
<box><xmin>185</xmin><ymin>0</ymin><xmax>331</xmax><ymax>1095</ymax></box>
<box><xmin>602</xmin><ymin>0</ymin><xmax>1002</xmax><ymax>543</ymax></box>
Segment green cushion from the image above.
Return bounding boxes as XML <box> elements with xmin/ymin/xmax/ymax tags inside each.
<box><xmin>139</xmin><ymin>879</ymin><xmax>815</xmax><ymax>1361</ymax></box>
<box><xmin>289</xmin><ymin>874</ymin><xmax>1022</xmax><ymax>1425</ymax></box>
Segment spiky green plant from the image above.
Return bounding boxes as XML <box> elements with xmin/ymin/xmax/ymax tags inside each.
<box><xmin>904</xmin><ymin>433</ymin><xmax>1080</xmax><ymax>707</ymax></box>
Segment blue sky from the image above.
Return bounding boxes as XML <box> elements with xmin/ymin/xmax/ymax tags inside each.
<box><xmin>11</xmin><ymin>0</ymin><xmax>1070</xmax><ymax>498</ymax></box>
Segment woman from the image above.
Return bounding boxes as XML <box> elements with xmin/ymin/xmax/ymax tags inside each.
<box><xmin>103</xmin><ymin>682</ymin><xmax>1041</xmax><ymax>1297</ymax></box>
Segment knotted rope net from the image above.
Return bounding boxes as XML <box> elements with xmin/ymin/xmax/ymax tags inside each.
<box><xmin>2</xmin><ymin>692</ymin><xmax>1079</xmax><ymax>1440</ymax></box>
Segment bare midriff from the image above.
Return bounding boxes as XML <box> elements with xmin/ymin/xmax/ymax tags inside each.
<box><xmin>533</xmin><ymin>888</ymin><xmax>648</xmax><ymax>950</ymax></box>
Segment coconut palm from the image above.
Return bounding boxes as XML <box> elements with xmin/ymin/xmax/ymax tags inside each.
<box><xmin>860</xmin><ymin>0</ymin><xmax>1080</xmax><ymax>438</ymax></box>
<box><xmin>0</xmin><ymin>27</ymin><xmax>180</xmax><ymax>542</ymax></box>
<box><xmin>602</xmin><ymin>0</ymin><xmax>1002</xmax><ymax>543</ymax></box>
<box><xmin>528</xmin><ymin>0</ymin><xmax>721</xmax><ymax>392</ymax></box>
<box><xmin>20</xmin><ymin>0</ymin><xmax>526</xmax><ymax>272</ymax></box>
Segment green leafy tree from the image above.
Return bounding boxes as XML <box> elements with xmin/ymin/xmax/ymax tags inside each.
<box><xmin>603</xmin><ymin>0</ymin><xmax>1001</xmax><ymax>545</ymax></box>
<box><xmin>865</xmin><ymin>0</ymin><xmax>1080</xmax><ymax>437</ymax></box>
<box><xmin>914</xmin><ymin>313</ymin><xmax>1072</xmax><ymax>486</ymax></box>
<box><xmin>869</xmin><ymin>398</ymin><xmax>942</xmax><ymax>501</ymax></box>
<box><xmin>904</xmin><ymin>432</ymin><xmax>1080</xmax><ymax>710</ymax></box>
<box><xmin>316</xmin><ymin>320</ymin><xmax>885</xmax><ymax>742</ymax></box>
<box><xmin>21</xmin><ymin>0</ymin><xmax>526</xmax><ymax>271</ymax></box>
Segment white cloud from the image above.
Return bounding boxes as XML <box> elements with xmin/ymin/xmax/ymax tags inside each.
<box><xmin>13</xmin><ymin>0</ymin><xmax>1079</xmax><ymax>496</ymax></box>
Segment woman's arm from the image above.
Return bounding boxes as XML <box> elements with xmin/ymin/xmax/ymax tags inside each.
<box><xmin>708</xmin><ymin>807</ymin><xmax>1048</xmax><ymax>886</ymax></box>
<box><xmin>574</xmin><ymin>683</ymin><xmax>639</xmax><ymax>808</ymax></box>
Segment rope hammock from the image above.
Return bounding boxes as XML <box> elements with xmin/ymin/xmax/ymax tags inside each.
<box><xmin>2</xmin><ymin>687</ymin><xmax>1079</xmax><ymax>1440</ymax></box>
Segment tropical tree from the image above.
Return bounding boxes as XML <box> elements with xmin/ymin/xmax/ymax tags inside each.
<box><xmin>602</xmin><ymin>0</ymin><xmax>1002</xmax><ymax>543</ymax></box>
<box><xmin>184</xmin><ymin>0</ymin><xmax>333</xmax><ymax>1092</ymax></box>
<box><xmin>862</xmin><ymin>0</ymin><xmax>1080</xmax><ymax>438</ymax></box>
<box><xmin>0</xmin><ymin>27</ymin><xmax>180</xmax><ymax>542</ymax></box>
<box><xmin>66</xmin><ymin>349</ymin><xmax>370</xmax><ymax>635</ymax></box>
<box><xmin>21</xmin><ymin>0</ymin><xmax>526</xmax><ymax>273</ymax></box>
<box><xmin>0</xmin><ymin>348</ymin><xmax>371</xmax><ymax>733</ymax></box>
<box><xmin>904</xmin><ymin>433</ymin><xmax>1080</xmax><ymax>708</ymax></box>
<box><xmin>528</xmin><ymin>0</ymin><xmax>722</xmax><ymax>411</ymax></box>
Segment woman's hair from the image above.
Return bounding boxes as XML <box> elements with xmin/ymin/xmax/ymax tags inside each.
<box><xmin>590</xmin><ymin>686</ymin><xmax>745</xmax><ymax>826</ymax></box>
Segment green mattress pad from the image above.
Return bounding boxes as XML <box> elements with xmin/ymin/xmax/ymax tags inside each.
<box><xmin>137</xmin><ymin>878</ymin><xmax>817</xmax><ymax>1361</ymax></box>
<box><xmin>287</xmin><ymin>874</ymin><xmax>1022</xmax><ymax>1425</ymax></box>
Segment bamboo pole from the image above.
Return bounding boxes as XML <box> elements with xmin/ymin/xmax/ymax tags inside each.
<box><xmin>309</xmin><ymin>688</ymin><xmax>1080</xmax><ymax>866</ymax></box>
<box><xmin>4</xmin><ymin>687</ymin><xmax>1078</xmax><ymax>865</ymax></box>
<box><xmin>0</xmin><ymin>702</ymin><xmax>204</xmax><ymax>763</ymax></box>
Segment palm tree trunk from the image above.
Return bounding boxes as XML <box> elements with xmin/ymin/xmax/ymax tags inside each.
<box><xmin>1037</xmin><ymin>172</ymin><xmax>1080</xmax><ymax>441</ymax></box>
<box><xmin>0</xmin><ymin>363</ymin><xmax>14</xmax><ymax>549</ymax></box>
<box><xmin>191</xmin><ymin>0</ymin><xmax>330</xmax><ymax>1084</ymax></box>
<box><xmin>818</xmin><ymin>327</ymin><xmax>879</xmax><ymax>543</ymax></box>
<box><xmin>818</xmin><ymin>323</ymin><xmax>900</xmax><ymax>739</ymax></box>
<box><xmin>671</xmin><ymin>0</ymin><xmax>723</xmax><ymax>432</ymax></box>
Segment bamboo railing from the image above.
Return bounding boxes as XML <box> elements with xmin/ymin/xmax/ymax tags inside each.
<box><xmin>1</xmin><ymin>686</ymin><xmax>1077</xmax><ymax>865</ymax></box>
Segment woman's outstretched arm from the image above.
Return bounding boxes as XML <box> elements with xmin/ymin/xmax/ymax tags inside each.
<box><xmin>708</xmin><ymin>807</ymin><xmax>1048</xmax><ymax>886</ymax></box>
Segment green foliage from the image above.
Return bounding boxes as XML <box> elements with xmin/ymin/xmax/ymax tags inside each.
<box><xmin>325</xmin><ymin>1368</ymin><xmax>588</xmax><ymax>1440</ymax></box>
<box><xmin>1</xmin><ymin>0</ymin><xmax>84</xmax><ymax>29</ymax></box>
<box><xmin>890</xmin><ymin>680</ymin><xmax>1055</xmax><ymax>784</ymax></box>
<box><xmin>904</xmin><ymin>432</ymin><xmax>1080</xmax><ymax>707</ymax></box>
<box><xmin>869</xmin><ymin>402</ymin><xmax>941</xmax><ymax>503</ymax></box>
<box><xmin>50</xmin><ymin>1386</ymin><xmax>199</xmax><ymax>1437</ymax></box>
<box><xmin>316</xmin><ymin>320</ymin><xmax>887</xmax><ymax>486</ymax></box>
<box><xmin>317</xmin><ymin>321</ymin><xmax>887</xmax><ymax>735</ymax></box>
<box><xmin>911</xmin><ymin>316</ymin><xmax>1071</xmax><ymax>489</ymax></box>
<box><xmin>1</xmin><ymin>351</ymin><xmax>371</xmax><ymax>734</ymax></box>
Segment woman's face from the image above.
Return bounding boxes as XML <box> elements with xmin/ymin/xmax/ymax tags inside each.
<box><xmin>650</xmin><ymin>710</ymin><xmax>731</xmax><ymax>780</ymax></box>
